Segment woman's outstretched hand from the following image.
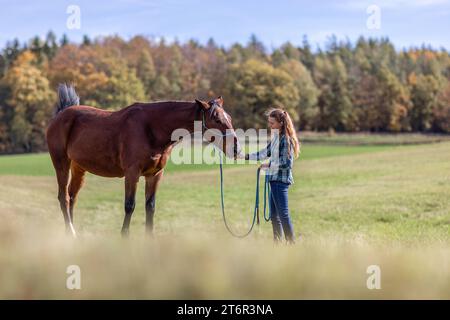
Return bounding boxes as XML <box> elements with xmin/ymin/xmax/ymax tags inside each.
<box><xmin>236</xmin><ymin>153</ymin><xmax>246</xmax><ymax>160</ymax></box>
<box><xmin>259</xmin><ymin>163</ymin><xmax>270</xmax><ymax>170</ymax></box>
<box><xmin>239</xmin><ymin>154</ymin><xmax>269</xmax><ymax>169</ymax></box>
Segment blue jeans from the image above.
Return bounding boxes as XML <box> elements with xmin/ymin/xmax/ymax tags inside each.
<box><xmin>269</xmin><ymin>181</ymin><xmax>295</xmax><ymax>243</ymax></box>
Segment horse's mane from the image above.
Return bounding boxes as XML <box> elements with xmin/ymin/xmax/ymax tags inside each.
<box><xmin>122</xmin><ymin>100</ymin><xmax>221</xmax><ymax>125</ymax></box>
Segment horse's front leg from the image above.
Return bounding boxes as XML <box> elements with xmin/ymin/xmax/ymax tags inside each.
<box><xmin>121</xmin><ymin>167</ymin><xmax>140</xmax><ymax>237</ymax></box>
<box><xmin>145</xmin><ymin>169</ymin><xmax>164</xmax><ymax>235</ymax></box>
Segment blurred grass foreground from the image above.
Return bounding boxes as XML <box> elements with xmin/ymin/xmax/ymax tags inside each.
<box><xmin>0</xmin><ymin>134</ymin><xmax>449</xmax><ymax>299</ymax></box>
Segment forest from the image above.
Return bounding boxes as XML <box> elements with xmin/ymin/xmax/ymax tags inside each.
<box><xmin>1</xmin><ymin>32</ymin><xmax>449</xmax><ymax>153</ymax></box>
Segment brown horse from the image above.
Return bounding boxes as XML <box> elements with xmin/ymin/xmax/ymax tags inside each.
<box><xmin>46</xmin><ymin>84</ymin><xmax>240</xmax><ymax>237</ymax></box>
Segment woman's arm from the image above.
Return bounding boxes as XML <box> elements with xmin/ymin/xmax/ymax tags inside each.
<box><xmin>245</xmin><ymin>141</ymin><xmax>271</xmax><ymax>161</ymax></box>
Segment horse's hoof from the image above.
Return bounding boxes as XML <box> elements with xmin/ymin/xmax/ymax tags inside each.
<box><xmin>65</xmin><ymin>230</ymin><xmax>77</xmax><ymax>238</ymax></box>
<box><xmin>66</xmin><ymin>223</ymin><xmax>77</xmax><ymax>238</ymax></box>
<box><xmin>145</xmin><ymin>227</ymin><xmax>154</xmax><ymax>237</ymax></box>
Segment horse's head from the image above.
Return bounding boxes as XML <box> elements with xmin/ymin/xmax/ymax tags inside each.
<box><xmin>195</xmin><ymin>96</ymin><xmax>242</xmax><ymax>159</ymax></box>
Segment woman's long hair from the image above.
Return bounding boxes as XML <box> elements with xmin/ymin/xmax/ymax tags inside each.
<box><xmin>266</xmin><ymin>107</ymin><xmax>300</xmax><ymax>159</ymax></box>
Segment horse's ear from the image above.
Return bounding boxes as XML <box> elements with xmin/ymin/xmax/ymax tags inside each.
<box><xmin>195</xmin><ymin>99</ymin><xmax>210</xmax><ymax>110</ymax></box>
<box><xmin>216</xmin><ymin>96</ymin><xmax>224</xmax><ymax>107</ymax></box>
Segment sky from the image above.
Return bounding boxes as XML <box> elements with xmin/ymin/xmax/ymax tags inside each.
<box><xmin>1</xmin><ymin>0</ymin><xmax>450</xmax><ymax>51</ymax></box>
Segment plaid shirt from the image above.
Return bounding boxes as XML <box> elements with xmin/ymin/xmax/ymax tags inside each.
<box><xmin>248</xmin><ymin>133</ymin><xmax>294</xmax><ymax>185</ymax></box>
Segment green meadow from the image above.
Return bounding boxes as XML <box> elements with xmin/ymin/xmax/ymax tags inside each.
<box><xmin>0</xmin><ymin>135</ymin><xmax>449</xmax><ymax>299</ymax></box>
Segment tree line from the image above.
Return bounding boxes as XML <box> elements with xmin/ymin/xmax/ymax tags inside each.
<box><xmin>0</xmin><ymin>32</ymin><xmax>449</xmax><ymax>153</ymax></box>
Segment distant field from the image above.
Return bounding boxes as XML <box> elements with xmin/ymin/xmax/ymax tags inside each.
<box><xmin>2</xmin><ymin>132</ymin><xmax>447</xmax><ymax>176</ymax></box>
<box><xmin>301</xmin><ymin>131</ymin><xmax>450</xmax><ymax>145</ymax></box>
<box><xmin>0</xmin><ymin>136</ymin><xmax>449</xmax><ymax>299</ymax></box>
<box><xmin>0</xmin><ymin>144</ymin><xmax>400</xmax><ymax>176</ymax></box>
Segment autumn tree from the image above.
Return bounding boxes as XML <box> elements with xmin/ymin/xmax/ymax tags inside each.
<box><xmin>278</xmin><ymin>59</ymin><xmax>319</xmax><ymax>130</ymax></box>
<box><xmin>433</xmin><ymin>81</ymin><xmax>450</xmax><ymax>133</ymax></box>
<box><xmin>135</xmin><ymin>50</ymin><xmax>156</xmax><ymax>99</ymax></box>
<box><xmin>314</xmin><ymin>55</ymin><xmax>354</xmax><ymax>131</ymax></box>
<box><xmin>225</xmin><ymin>59</ymin><xmax>300</xmax><ymax>129</ymax></box>
<box><xmin>48</xmin><ymin>44</ymin><xmax>145</xmax><ymax>109</ymax></box>
<box><xmin>375</xmin><ymin>66</ymin><xmax>410</xmax><ymax>131</ymax></box>
<box><xmin>409</xmin><ymin>73</ymin><xmax>442</xmax><ymax>131</ymax></box>
<box><xmin>1</xmin><ymin>51</ymin><xmax>55</xmax><ymax>152</ymax></box>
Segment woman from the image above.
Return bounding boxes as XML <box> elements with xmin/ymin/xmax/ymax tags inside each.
<box><xmin>243</xmin><ymin>107</ymin><xmax>300</xmax><ymax>244</ymax></box>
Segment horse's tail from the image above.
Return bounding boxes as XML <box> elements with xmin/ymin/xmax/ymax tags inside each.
<box><xmin>54</xmin><ymin>83</ymin><xmax>80</xmax><ymax>115</ymax></box>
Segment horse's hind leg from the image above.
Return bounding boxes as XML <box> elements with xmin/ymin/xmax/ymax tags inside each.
<box><xmin>68</xmin><ymin>163</ymin><xmax>86</xmax><ymax>225</ymax></box>
<box><xmin>54</xmin><ymin>155</ymin><xmax>77</xmax><ymax>237</ymax></box>
<box><xmin>121</xmin><ymin>167</ymin><xmax>140</xmax><ymax>237</ymax></box>
<box><xmin>145</xmin><ymin>170</ymin><xmax>164</xmax><ymax>235</ymax></box>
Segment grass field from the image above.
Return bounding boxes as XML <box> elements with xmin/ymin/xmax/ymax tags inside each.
<box><xmin>0</xmin><ymin>136</ymin><xmax>449</xmax><ymax>299</ymax></box>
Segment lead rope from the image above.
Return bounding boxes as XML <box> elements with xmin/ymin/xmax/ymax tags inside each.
<box><xmin>218</xmin><ymin>150</ymin><xmax>271</xmax><ymax>238</ymax></box>
<box><xmin>263</xmin><ymin>173</ymin><xmax>271</xmax><ymax>222</ymax></box>
<box><xmin>202</xmin><ymin>108</ymin><xmax>270</xmax><ymax>237</ymax></box>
